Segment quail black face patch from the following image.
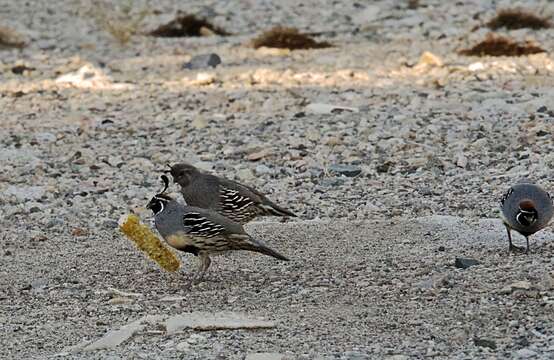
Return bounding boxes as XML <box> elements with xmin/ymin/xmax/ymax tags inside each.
<box><xmin>516</xmin><ymin>209</ymin><xmax>538</xmax><ymax>227</ymax></box>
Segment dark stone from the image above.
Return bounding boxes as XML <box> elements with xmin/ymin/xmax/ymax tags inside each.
<box><xmin>474</xmin><ymin>338</ymin><xmax>497</xmax><ymax>350</ymax></box>
<box><xmin>537</xmin><ymin>105</ymin><xmax>548</xmax><ymax>113</ymax></box>
<box><xmin>418</xmin><ymin>186</ymin><xmax>434</xmax><ymax>196</ymax></box>
<box><xmin>12</xmin><ymin>65</ymin><xmax>34</xmax><ymax>75</ymax></box>
<box><xmin>183</xmin><ymin>53</ymin><xmax>221</xmax><ymax>70</ymax></box>
<box><xmin>103</xmin><ymin>220</ymin><xmax>119</xmax><ymax>229</ymax></box>
<box><xmin>438</xmin><ymin>246</ymin><xmax>445</xmax><ymax>251</ymax></box>
<box><xmin>376</xmin><ymin>161</ymin><xmax>393</xmax><ymax>173</ymax></box>
<box><xmin>455</xmin><ymin>257</ymin><xmax>480</xmax><ymax>269</ymax></box>
<box><xmin>328</xmin><ymin>164</ymin><xmax>362</xmax><ymax>177</ymax></box>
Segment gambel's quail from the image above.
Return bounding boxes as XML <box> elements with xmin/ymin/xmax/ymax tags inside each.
<box><xmin>167</xmin><ymin>163</ymin><xmax>296</xmax><ymax>224</ymax></box>
<box><xmin>146</xmin><ymin>175</ymin><xmax>289</xmax><ymax>282</ymax></box>
<box><xmin>500</xmin><ymin>181</ymin><xmax>553</xmax><ymax>253</ymax></box>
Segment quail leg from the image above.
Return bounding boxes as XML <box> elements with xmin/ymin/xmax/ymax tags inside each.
<box><xmin>505</xmin><ymin>224</ymin><xmax>525</xmax><ymax>253</ymax></box>
<box><xmin>193</xmin><ymin>253</ymin><xmax>212</xmax><ymax>284</ymax></box>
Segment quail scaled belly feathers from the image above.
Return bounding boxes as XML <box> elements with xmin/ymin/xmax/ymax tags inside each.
<box><xmin>500</xmin><ymin>181</ymin><xmax>553</xmax><ymax>253</ymax></box>
<box><xmin>167</xmin><ymin>163</ymin><xmax>297</xmax><ymax>224</ymax></box>
<box><xmin>146</xmin><ymin>175</ymin><xmax>289</xmax><ymax>282</ymax></box>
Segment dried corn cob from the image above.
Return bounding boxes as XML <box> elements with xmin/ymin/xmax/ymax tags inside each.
<box><xmin>118</xmin><ymin>213</ymin><xmax>181</xmax><ymax>272</ymax></box>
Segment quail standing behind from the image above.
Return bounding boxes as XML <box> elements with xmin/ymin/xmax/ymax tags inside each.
<box><xmin>500</xmin><ymin>180</ymin><xmax>553</xmax><ymax>253</ymax></box>
<box><xmin>146</xmin><ymin>175</ymin><xmax>289</xmax><ymax>282</ymax></box>
<box><xmin>167</xmin><ymin>163</ymin><xmax>297</xmax><ymax>224</ymax></box>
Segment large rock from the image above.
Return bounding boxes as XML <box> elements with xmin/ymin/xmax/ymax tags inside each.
<box><xmin>183</xmin><ymin>53</ymin><xmax>222</xmax><ymax>70</ymax></box>
<box><xmin>165</xmin><ymin>312</ymin><xmax>276</xmax><ymax>334</ymax></box>
<box><xmin>83</xmin><ymin>315</ymin><xmax>165</xmax><ymax>351</ymax></box>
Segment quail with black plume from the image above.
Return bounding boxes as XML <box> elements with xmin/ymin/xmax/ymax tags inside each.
<box><xmin>146</xmin><ymin>175</ymin><xmax>289</xmax><ymax>282</ymax></box>
<box><xmin>167</xmin><ymin>163</ymin><xmax>297</xmax><ymax>224</ymax></box>
<box><xmin>500</xmin><ymin>180</ymin><xmax>553</xmax><ymax>253</ymax></box>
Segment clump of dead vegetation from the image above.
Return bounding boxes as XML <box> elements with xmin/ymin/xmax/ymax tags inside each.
<box><xmin>86</xmin><ymin>0</ymin><xmax>150</xmax><ymax>45</ymax></box>
<box><xmin>459</xmin><ymin>33</ymin><xmax>545</xmax><ymax>57</ymax></box>
<box><xmin>251</xmin><ymin>26</ymin><xmax>332</xmax><ymax>50</ymax></box>
<box><xmin>0</xmin><ymin>26</ymin><xmax>26</xmax><ymax>49</ymax></box>
<box><xmin>487</xmin><ymin>8</ymin><xmax>551</xmax><ymax>30</ymax></box>
<box><xmin>149</xmin><ymin>12</ymin><xmax>229</xmax><ymax>37</ymax></box>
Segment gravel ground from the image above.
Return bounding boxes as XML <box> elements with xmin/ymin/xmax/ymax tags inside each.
<box><xmin>2</xmin><ymin>0</ymin><xmax>554</xmax><ymax>358</ymax></box>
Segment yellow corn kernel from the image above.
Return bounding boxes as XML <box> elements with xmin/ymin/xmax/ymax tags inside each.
<box><xmin>118</xmin><ymin>213</ymin><xmax>181</xmax><ymax>272</ymax></box>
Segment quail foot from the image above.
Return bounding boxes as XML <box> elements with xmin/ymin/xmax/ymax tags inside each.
<box><xmin>146</xmin><ymin>175</ymin><xmax>289</xmax><ymax>283</ymax></box>
<box><xmin>167</xmin><ymin>163</ymin><xmax>297</xmax><ymax>224</ymax></box>
<box><xmin>500</xmin><ymin>180</ymin><xmax>553</xmax><ymax>253</ymax></box>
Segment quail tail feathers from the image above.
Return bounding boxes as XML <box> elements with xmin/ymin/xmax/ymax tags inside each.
<box><xmin>259</xmin><ymin>202</ymin><xmax>297</xmax><ymax>218</ymax></box>
<box><xmin>230</xmin><ymin>234</ymin><xmax>290</xmax><ymax>261</ymax></box>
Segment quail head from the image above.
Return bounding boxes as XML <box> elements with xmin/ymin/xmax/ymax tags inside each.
<box><xmin>500</xmin><ymin>180</ymin><xmax>553</xmax><ymax>253</ymax></box>
<box><xmin>167</xmin><ymin>163</ymin><xmax>297</xmax><ymax>224</ymax></box>
<box><xmin>146</xmin><ymin>175</ymin><xmax>289</xmax><ymax>282</ymax></box>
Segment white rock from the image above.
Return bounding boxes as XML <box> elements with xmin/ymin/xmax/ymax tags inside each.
<box><xmin>516</xmin><ymin>349</ymin><xmax>538</xmax><ymax>359</ymax></box>
<box><xmin>35</xmin><ymin>132</ymin><xmax>57</xmax><ymax>143</ymax></box>
<box><xmin>186</xmin><ymin>333</ymin><xmax>207</xmax><ymax>344</ymax></box>
<box><xmin>193</xmin><ymin>72</ymin><xmax>216</xmax><ymax>85</ymax></box>
<box><xmin>352</xmin><ymin>5</ymin><xmax>380</xmax><ymax>25</ymax></box>
<box><xmin>83</xmin><ymin>315</ymin><xmax>165</xmax><ymax>351</ymax></box>
<box><xmin>56</xmin><ymin>64</ymin><xmax>132</xmax><ymax>90</ymax></box>
<box><xmin>455</xmin><ymin>153</ymin><xmax>468</xmax><ymax>168</ymax></box>
<box><xmin>107</xmin><ymin>287</ymin><xmax>143</xmax><ymax>298</ymax></box>
<box><xmin>499</xmin><ymin>280</ymin><xmax>533</xmax><ymax>294</ymax></box>
<box><xmin>237</xmin><ymin>168</ymin><xmax>255</xmax><ymax>182</ymax></box>
<box><xmin>5</xmin><ymin>185</ymin><xmax>46</xmax><ymax>201</ymax></box>
<box><xmin>193</xmin><ymin>161</ymin><xmax>214</xmax><ymax>172</ymax></box>
<box><xmin>0</xmin><ymin>149</ymin><xmax>40</xmax><ymax>167</ymax></box>
<box><xmin>245</xmin><ymin>353</ymin><xmax>286</xmax><ymax>360</ymax></box>
<box><xmin>175</xmin><ymin>341</ymin><xmax>191</xmax><ymax>352</ymax></box>
<box><xmin>417</xmin><ymin>51</ymin><xmax>443</xmax><ymax>67</ymax></box>
<box><xmin>108</xmin><ymin>297</ymin><xmax>133</xmax><ymax>305</ymax></box>
<box><xmin>255</xmin><ymin>164</ymin><xmax>272</xmax><ymax>175</ymax></box>
<box><xmin>511</xmin><ymin>280</ymin><xmax>532</xmax><ymax>290</ymax></box>
<box><xmin>468</xmin><ymin>62</ymin><xmax>485</xmax><ymax>72</ymax></box>
<box><xmin>165</xmin><ymin>312</ymin><xmax>276</xmax><ymax>334</ymax></box>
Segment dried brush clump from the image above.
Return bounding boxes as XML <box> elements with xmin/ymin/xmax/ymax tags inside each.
<box><xmin>487</xmin><ymin>9</ymin><xmax>551</xmax><ymax>30</ymax></box>
<box><xmin>87</xmin><ymin>0</ymin><xmax>150</xmax><ymax>45</ymax></box>
<box><xmin>252</xmin><ymin>26</ymin><xmax>332</xmax><ymax>50</ymax></box>
<box><xmin>149</xmin><ymin>13</ymin><xmax>229</xmax><ymax>37</ymax></box>
<box><xmin>459</xmin><ymin>33</ymin><xmax>545</xmax><ymax>57</ymax></box>
<box><xmin>0</xmin><ymin>26</ymin><xmax>26</xmax><ymax>49</ymax></box>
